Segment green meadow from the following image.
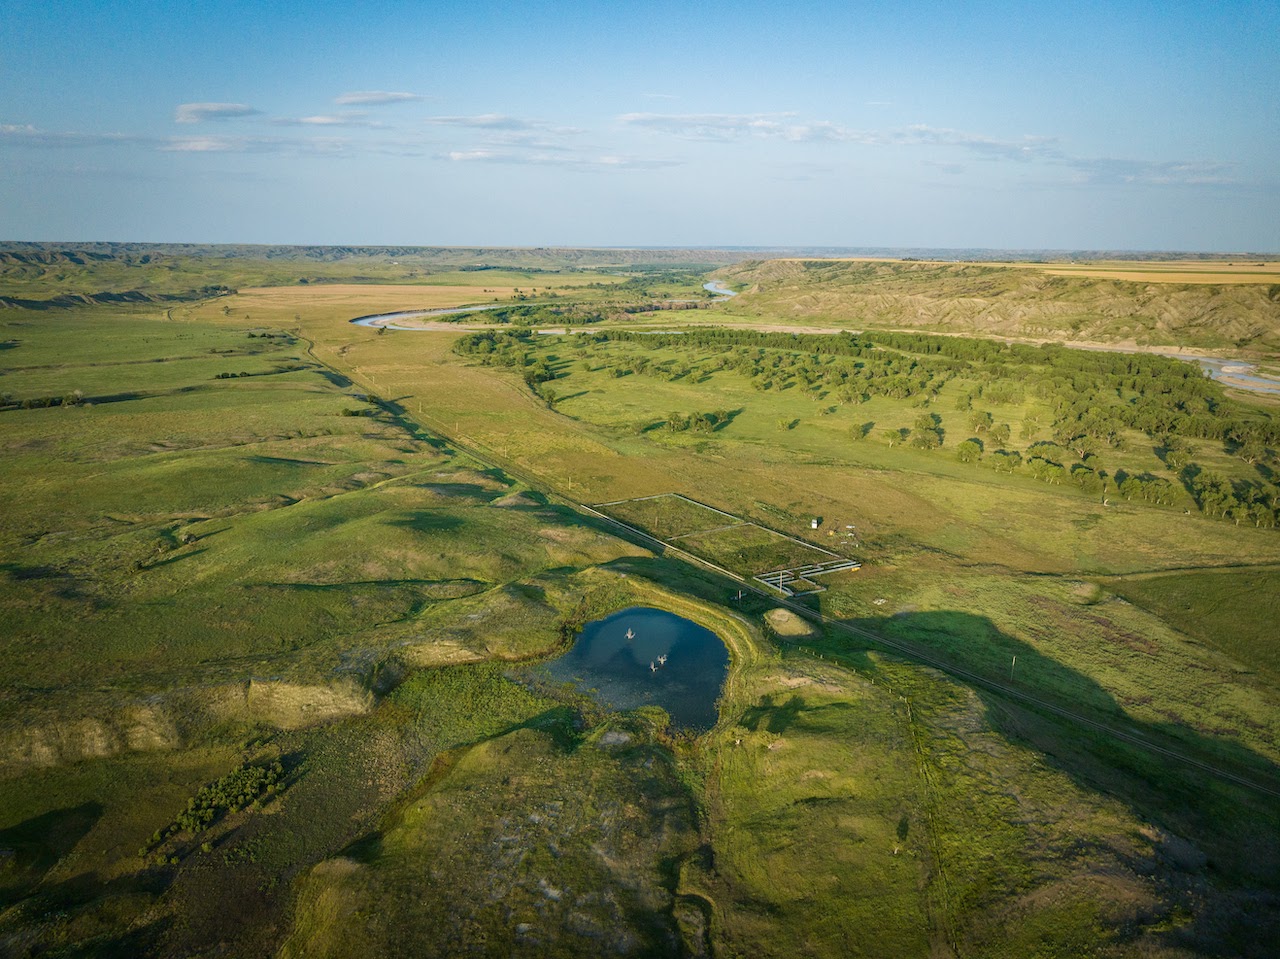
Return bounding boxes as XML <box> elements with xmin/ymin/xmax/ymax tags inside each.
<box><xmin>1</xmin><ymin>249</ymin><xmax>1279</xmax><ymax>957</ymax></box>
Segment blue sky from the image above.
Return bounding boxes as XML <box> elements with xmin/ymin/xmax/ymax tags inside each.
<box><xmin>2</xmin><ymin>0</ymin><xmax>1276</xmax><ymax>250</ymax></box>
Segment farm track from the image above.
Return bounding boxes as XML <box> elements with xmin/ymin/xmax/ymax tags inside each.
<box><xmin>299</xmin><ymin>328</ymin><xmax>1280</xmax><ymax>802</ymax></box>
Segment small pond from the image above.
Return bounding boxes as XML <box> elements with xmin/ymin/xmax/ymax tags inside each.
<box><xmin>539</xmin><ymin>606</ymin><xmax>729</xmax><ymax>732</ymax></box>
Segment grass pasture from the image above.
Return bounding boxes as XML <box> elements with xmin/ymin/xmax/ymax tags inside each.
<box><xmin>596</xmin><ymin>492</ymin><xmax>740</xmax><ymax>539</ymax></box>
<box><xmin>1103</xmin><ymin>566</ymin><xmax>1280</xmax><ymax>683</ymax></box>
<box><xmin>4</xmin><ymin>252</ymin><xmax>1280</xmax><ymax>957</ymax></box>
<box><xmin>676</xmin><ymin>522</ymin><xmax>839</xmax><ymax>576</ymax></box>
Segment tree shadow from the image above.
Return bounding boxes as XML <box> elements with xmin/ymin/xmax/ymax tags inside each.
<box><xmin>711</xmin><ymin>407</ymin><xmax>747</xmax><ymax>432</ymax></box>
<box><xmin>739</xmin><ymin>694</ymin><xmax>807</xmax><ymax>734</ymax></box>
<box><xmin>314</xmin><ymin>368</ymin><xmax>352</xmax><ymax>388</ymax></box>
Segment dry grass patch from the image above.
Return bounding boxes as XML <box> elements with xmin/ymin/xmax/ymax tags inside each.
<box><xmin>763</xmin><ymin>607</ymin><xmax>818</xmax><ymax>638</ymax></box>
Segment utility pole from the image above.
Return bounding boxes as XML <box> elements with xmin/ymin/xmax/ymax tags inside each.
<box><xmin>1010</xmin><ymin>655</ymin><xmax>1017</xmax><ymax>682</ymax></box>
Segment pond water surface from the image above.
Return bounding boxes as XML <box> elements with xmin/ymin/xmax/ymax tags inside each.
<box><xmin>540</xmin><ymin>606</ymin><xmax>729</xmax><ymax>731</ymax></box>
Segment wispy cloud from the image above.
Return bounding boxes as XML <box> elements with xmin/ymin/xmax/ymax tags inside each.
<box><xmin>897</xmin><ymin>125</ymin><xmax>1061</xmax><ymax>161</ymax></box>
<box><xmin>922</xmin><ymin>159</ymin><xmax>967</xmax><ymax>175</ymax></box>
<box><xmin>161</xmin><ymin>135</ymin><xmax>352</xmax><ymax>155</ymax></box>
<box><xmin>441</xmin><ymin>148</ymin><xmax>679</xmax><ymax>171</ymax></box>
<box><xmin>619</xmin><ymin>112</ymin><xmax>892</xmax><ymax>144</ymax></box>
<box><xmin>1</xmin><ymin>123</ymin><xmax>154</xmax><ymax>148</ymax></box>
<box><xmin>617</xmin><ymin>112</ymin><xmax>1247</xmax><ymax>188</ymax></box>
<box><xmin>1064</xmin><ymin>157</ymin><xmax>1235</xmax><ymax>186</ymax></box>
<box><xmin>620</xmin><ymin>112</ymin><xmax>798</xmax><ymax>141</ymax></box>
<box><xmin>4</xmin><ymin>111</ymin><xmax>1244</xmax><ymax>189</ymax></box>
<box><xmin>426</xmin><ymin>114</ymin><xmax>542</xmax><ymax>131</ymax></box>
<box><xmin>174</xmin><ymin>102</ymin><xmax>259</xmax><ymax>124</ymax></box>
<box><xmin>270</xmin><ymin>113</ymin><xmax>379</xmax><ymax>128</ymax></box>
<box><xmin>423</xmin><ymin>114</ymin><xmax>582</xmax><ymax>138</ymax></box>
<box><xmin>334</xmin><ymin>90</ymin><xmax>426</xmax><ymax>106</ymax></box>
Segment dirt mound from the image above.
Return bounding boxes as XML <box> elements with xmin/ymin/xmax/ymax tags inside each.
<box><xmin>0</xmin><ymin>702</ymin><xmax>180</xmax><ymax>770</ymax></box>
<box><xmin>764</xmin><ymin>608</ymin><xmax>818</xmax><ymax>638</ymax></box>
<box><xmin>212</xmin><ymin>679</ymin><xmax>373</xmax><ymax>729</ymax></box>
<box><xmin>492</xmin><ymin>490</ymin><xmax>543</xmax><ymax>509</ymax></box>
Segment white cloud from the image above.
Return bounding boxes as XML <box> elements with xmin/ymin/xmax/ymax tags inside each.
<box><xmin>334</xmin><ymin>90</ymin><xmax>426</xmax><ymax>106</ymax></box>
<box><xmin>618</xmin><ymin>112</ymin><xmax>894</xmax><ymax>144</ymax></box>
<box><xmin>896</xmin><ymin>125</ymin><xmax>1061</xmax><ymax>161</ymax></box>
<box><xmin>922</xmin><ymin>159</ymin><xmax>967</xmax><ymax>175</ymax></box>
<box><xmin>440</xmin><ymin>147</ymin><xmax>679</xmax><ymax>171</ymax></box>
<box><xmin>620</xmin><ymin>112</ymin><xmax>797</xmax><ymax>141</ymax></box>
<box><xmin>426</xmin><ymin>114</ymin><xmax>539</xmax><ymax>130</ymax></box>
<box><xmin>161</xmin><ymin>135</ymin><xmax>351</xmax><ymax>155</ymax></box>
<box><xmin>271</xmin><ymin>113</ymin><xmax>379</xmax><ymax>128</ymax></box>
<box><xmin>174</xmin><ymin>102</ymin><xmax>259</xmax><ymax>124</ymax></box>
<box><xmin>423</xmin><ymin>115</ymin><xmax>582</xmax><ymax>137</ymax></box>
<box><xmin>0</xmin><ymin>123</ymin><xmax>147</xmax><ymax>147</ymax></box>
<box><xmin>1064</xmin><ymin>157</ymin><xmax>1236</xmax><ymax>186</ymax></box>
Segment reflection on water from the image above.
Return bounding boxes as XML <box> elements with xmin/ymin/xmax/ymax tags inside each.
<box><xmin>539</xmin><ymin>606</ymin><xmax>729</xmax><ymax>731</ymax></box>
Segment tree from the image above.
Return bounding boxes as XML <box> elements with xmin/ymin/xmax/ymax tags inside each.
<box><xmin>956</xmin><ymin>439</ymin><xmax>982</xmax><ymax>464</ymax></box>
<box><xmin>1237</xmin><ymin>439</ymin><xmax>1267</xmax><ymax>465</ymax></box>
<box><xmin>991</xmin><ymin>450</ymin><xmax>1022</xmax><ymax>473</ymax></box>
<box><xmin>969</xmin><ymin>410</ymin><xmax>993</xmax><ymax>433</ymax></box>
<box><xmin>1161</xmin><ymin>435</ymin><xmax>1192</xmax><ymax>470</ymax></box>
<box><xmin>1068</xmin><ymin>434</ymin><xmax>1100</xmax><ymax>459</ymax></box>
<box><xmin>910</xmin><ymin>428</ymin><xmax>941</xmax><ymax>450</ymax></box>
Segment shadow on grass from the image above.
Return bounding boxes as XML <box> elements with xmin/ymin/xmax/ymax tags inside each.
<box><xmin>812</xmin><ymin>607</ymin><xmax>1280</xmax><ymax>950</ymax></box>
<box><xmin>739</xmin><ymin>694</ymin><xmax>807</xmax><ymax>734</ymax></box>
<box><xmin>387</xmin><ymin>512</ymin><xmax>466</xmax><ymax>534</ymax></box>
<box><xmin>315</xmin><ymin>368</ymin><xmax>352</xmax><ymax>388</ymax></box>
<box><xmin>371</xmin><ymin>395</ymin><xmax>450</xmax><ymax>452</ymax></box>
<box><xmin>0</xmin><ymin>803</ymin><xmax>104</xmax><ymax>906</ymax></box>
<box><xmin>143</xmin><ymin>547</ymin><xmax>208</xmax><ymax>570</ymax></box>
<box><xmin>712</xmin><ymin>407</ymin><xmax>747</xmax><ymax>432</ymax></box>
<box><xmin>414</xmin><ymin>481</ymin><xmax>499</xmax><ymax>503</ymax></box>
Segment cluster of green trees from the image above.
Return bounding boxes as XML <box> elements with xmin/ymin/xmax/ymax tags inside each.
<box><xmin>140</xmin><ymin>760</ymin><xmax>285</xmax><ymax>860</ymax></box>
<box><xmin>455</xmin><ymin>326</ymin><xmax>1280</xmax><ymax>528</ymax></box>
<box><xmin>1188</xmin><ymin>471</ymin><xmax>1280</xmax><ymax>526</ymax></box>
<box><xmin>2</xmin><ymin>389</ymin><xmax>85</xmax><ymax>409</ymax></box>
<box><xmin>665</xmin><ymin>409</ymin><xmax>733</xmax><ymax>433</ymax></box>
<box><xmin>477</xmin><ymin>304</ymin><xmax>606</xmax><ymax>326</ymax></box>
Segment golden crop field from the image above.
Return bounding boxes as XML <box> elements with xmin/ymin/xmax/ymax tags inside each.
<box><xmin>1032</xmin><ymin>260</ymin><xmax>1280</xmax><ymax>284</ymax></box>
<box><xmin>236</xmin><ymin>283</ymin><xmax>517</xmax><ymax>315</ymax></box>
<box><xmin>770</xmin><ymin>256</ymin><xmax>1280</xmax><ymax>285</ymax></box>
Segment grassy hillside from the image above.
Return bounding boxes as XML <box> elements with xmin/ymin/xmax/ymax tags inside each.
<box><xmin>714</xmin><ymin>259</ymin><xmax>1280</xmax><ymax>352</ymax></box>
<box><xmin>0</xmin><ymin>244</ymin><xmax>749</xmax><ymax>302</ymax></box>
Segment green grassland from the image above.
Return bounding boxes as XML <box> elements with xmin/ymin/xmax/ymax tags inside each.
<box><xmin>2</xmin><ymin>254</ymin><xmax>1280</xmax><ymax>957</ymax></box>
